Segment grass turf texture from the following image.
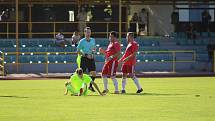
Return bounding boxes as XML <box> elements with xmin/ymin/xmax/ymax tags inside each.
<box><xmin>0</xmin><ymin>77</ymin><xmax>215</xmax><ymax>121</ymax></box>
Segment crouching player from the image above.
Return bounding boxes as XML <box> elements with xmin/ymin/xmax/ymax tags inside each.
<box><xmin>64</xmin><ymin>68</ymin><xmax>103</xmax><ymax>96</ymax></box>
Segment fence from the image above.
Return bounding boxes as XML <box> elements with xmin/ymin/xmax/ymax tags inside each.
<box><xmin>3</xmin><ymin>50</ymin><xmax>197</xmax><ymax>74</ymax></box>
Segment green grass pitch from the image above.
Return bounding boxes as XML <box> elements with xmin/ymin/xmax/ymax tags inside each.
<box><xmin>0</xmin><ymin>77</ymin><xmax>215</xmax><ymax>121</ymax></box>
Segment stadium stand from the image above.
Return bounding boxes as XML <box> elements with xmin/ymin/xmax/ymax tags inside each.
<box><xmin>1</xmin><ymin>35</ymin><xmax>214</xmax><ymax>73</ymax></box>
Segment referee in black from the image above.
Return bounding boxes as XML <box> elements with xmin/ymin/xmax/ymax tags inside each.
<box><xmin>77</xmin><ymin>27</ymin><xmax>97</xmax><ymax>92</ymax></box>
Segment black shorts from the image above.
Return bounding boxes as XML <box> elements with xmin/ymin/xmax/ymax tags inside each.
<box><xmin>80</xmin><ymin>56</ymin><xmax>96</xmax><ymax>72</ymax></box>
<box><xmin>138</xmin><ymin>24</ymin><xmax>145</xmax><ymax>31</ymax></box>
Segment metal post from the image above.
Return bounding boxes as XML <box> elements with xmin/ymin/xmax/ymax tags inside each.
<box><xmin>6</xmin><ymin>23</ymin><xmax>9</xmax><ymax>39</ymax></box>
<box><xmin>46</xmin><ymin>53</ymin><xmax>49</xmax><ymax>75</ymax></box>
<box><xmin>16</xmin><ymin>0</ymin><xmax>19</xmax><ymax>73</ymax></box>
<box><xmin>53</xmin><ymin>22</ymin><xmax>56</xmax><ymax>38</ymax></box>
<box><xmin>119</xmin><ymin>0</ymin><xmax>122</xmax><ymax>41</ymax></box>
<box><xmin>193</xmin><ymin>51</ymin><xmax>196</xmax><ymax>62</ymax></box>
<box><xmin>172</xmin><ymin>52</ymin><xmax>176</xmax><ymax>72</ymax></box>
<box><xmin>106</xmin><ymin>22</ymin><xmax>109</xmax><ymax>39</ymax></box>
<box><xmin>2</xmin><ymin>52</ymin><xmax>5</xmax><ymax>76</ymax></box>
<box><xmin>28</xmin><ymin>3</ymin><xmax>32</xmax><ymax>38</ymax></box>
<box><xmin>147</xmin><ymin>12</ymin><xmax>149</xmax><ymax>36</ymax></box>
<box><xmin>214</xmin><ymin>50</ymin><xmax>215</xmax><ymax>73</ymax></box>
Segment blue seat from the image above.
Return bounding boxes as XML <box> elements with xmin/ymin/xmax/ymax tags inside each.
<box><xmin>196</xmin><ymin>54</ymin><xmax>209</xmax><ymax>62</ymax></box>
<box><xmin>54</xmin><ymin>47</ymin><xmax>65</xmax><ymax>52</ymax></box>
<box><xmin>210</xmin><ymin>32</ymin><xmax>215</xmax><ymax>37</ymax></box>
<box><xmin>54</xmin><ymin>56</ymin><xmax>64</xmax><ymax>63</ymax></box>
<box><xmin>46</xmin><ymin>47</ymin><xmax>55</xmax><ymax>52</ymax></box>
<box><xmin>29</xmin><ymin>56</ymin><xmax>38</xmax><ymax>63</ymax></box>
<box><xmin>136</xmin><ymin>55</ymin><xmax>144</xmax><ymax>61</ymax></box>
<box><xmin>37</xmin><ymin>47</ymin><xmax>47</xmax><ymax>52</ymax></box>
<box><xmin>2</xmin><ymin>40</ymin><xmax>15</xmax><ymax>47</ymax></box>
<box><xmin>201</xmin><ymin>32</ymin><xmax>209</xmax><ymax>38</ymax></box>
<box><xmin>96</xmin><ymin>38</ymin><xmax>109</xmax><ymax>46</ymax></box>
<box><xmin>29</xmin><ymin>47</ymin><xmax>38</xmax><ymax>52</ymax></box>
<box><xmin>157</xmin><ymin>54</ymin><xmax>172</xmax><ymax>61</ymax></box>
<box><xmin>4</xmin><ymin>48</ymin><xmax>16</xmax><ymax>52</ymax></box>
<box><xmin>48</xmin><ymin>55</ymin><xmax>55</xmax><ymax>63</ymax></box>
<box><xmin>19</xmin><ymin>55</ymin><xmax>29</xmax><ymax>63</ymax></box>
<box><xmin>38</xmin><ymin>39</ymin><xmax>55</xmax><ymax>47</ymax></box>
<box><xmin>63</xmin><ymin>55</ymin><xmax>77</xmax><ymax>63</ymax></box>
<box><xmin>71</xmin><ymin>47</ymin><xmax>77</xmax><ymax>52</ymax></box>
<box><xmin>19</xmin><ymin>39</ymin><xmax>30</xmax><ymax>47</ymax></box>
<box><xmin>4</xmin><ymin>56</ymin><xmax>12</xmax><ymax>63</ymax></box>
<box><xmin>19</xmin><ymin>48</ymin><xmax>29</xmax><ymax>52</ymax></box>
<box><xmin>143</xmin><ymin>40</ymin><xmax>153</xmax><ymax>46</ymax></box>
<box><xmin>37</xmin><ymin>55</ymin><xmax>46</xmax><ymax>63</ymax></box>
<box><xmin>95</xmin><ymin>55</ymin><xmax>105</xmax><ymax>62</ymax></box>
<box><xmin>28</xmin><ymin>40</ymin><xmax>39</xmax><ymax>47</ymax></box>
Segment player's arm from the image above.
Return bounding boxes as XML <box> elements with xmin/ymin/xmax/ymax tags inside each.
<box><xmin>91</xmin><ymin>81</ymin><xmax>104</xmax><ymax>96</ymax></box>
<box><xmin>64</xmin><ymin>81</ymin><xmax>70</xmax><ymax>95</ymax></box>
<box><xmin>107</xmin><ymin>43</ymin><xmax>121</xmax><ymax>61</ymax></box>
<box><xmin>107</xmin><ymin>51</ymin><xmax>121</xmax><ymax>61</ymax></box>
<box><xmin>123</xmin><ymin>44</ymin><xmax>138</xmax><ymax>62</ymax></box>
<box><xmin>123</xmin><ymin>51</ymin><xmax>138</xmax><ymax>63</ymax></box>
<box><xmin>77</xmin><ymin>49</ymin><xmax>84</xmax><ymax>56</ymax></box>
<box><xmin>77</xmin><ymin>41</ymin><xmax>85</xmax><ymax>56</ymax></box>
<box><xmin>99</xmin><ymin>47</ymin><xmax>106</xmax><ymax>55</ymax></box>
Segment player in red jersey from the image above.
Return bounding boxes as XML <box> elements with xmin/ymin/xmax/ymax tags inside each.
<box><xmin>99</xmin><ymin>31</ymin><xmax>121</xmax><ymax>94</ymax></box>
<box><xmin>119</xmin><ymin>32</ymin><xmax>143</xmax><ymax>94</ymax></box>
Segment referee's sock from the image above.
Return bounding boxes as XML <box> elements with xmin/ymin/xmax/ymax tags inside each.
<box><xmin>89</xmin><ymin>76</ymin><xmax>96</xmax><ymax>88</ymax></box>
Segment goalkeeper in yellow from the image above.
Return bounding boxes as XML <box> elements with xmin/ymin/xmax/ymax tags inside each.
<box><xmin>64</xmin><ymin>68</ymin><xmax>103</xmax><ymax>96</ymax></box>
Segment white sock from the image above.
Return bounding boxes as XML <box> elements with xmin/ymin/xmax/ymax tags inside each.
<box><xmin>111</xmin><ymin>77</ymin><xmax>118</xmax><ymax>91</ymax></box>
<box><xmin>122</xmin><ymin>78</ymin><xmax>127</xmax><ymax>90</ymax></box>
<box><xmin>103</xmin><ymin>77</ymin><xmax>108</xmax><ymax>90</ymax></box>
<box><xmin>132</xmin><ymin>76</ymin><xmax>142</xmax><ymax>90</ymax></box>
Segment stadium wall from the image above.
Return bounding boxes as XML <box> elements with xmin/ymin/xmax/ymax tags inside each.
<box><xmin>129</xmin><ymin>5</ymin><xmax>174</xmax><ymax>36</ymax></box>
<box><xmin>4</xmin><ymin>62</ymin><xmax>211</xmax><ymax>74</ymax></box>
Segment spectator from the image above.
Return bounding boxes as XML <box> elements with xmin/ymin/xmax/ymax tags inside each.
<box><xmin>0</xmin><ymin>11</ymin><xmax>6</xmax><ymax>21</ymax></box>
<box><xmin>171</xmin><ymin>9</ymin><xmax>179</xmax><ymax>32</ymax></box>
<box><xmin>138</xmin><ymin>8</ymin><xmax>147</xmax><ymax>34</ymax></box>
<box><xmin>186</xmin><ymin>23</ymin><xmax>197</xmax><ymax>44</ymax></box>
<box><xmin>206</xmin><ymin>44</ymin><xmax>215</xmax><ymax>72</ymax></box>
<box><xmin>129</xmin><ymin>12</ymin><xmax>139</xmax><ymax>33</ymax></box>
<box><xmin>202</xmin><ymin>10</ymin><xmax>211</xmax><ymax>33</ymax></box>
<box><xmin>55</xmin><ymin>31</ymin><xmax>66</xmax><ymax>48</ymax></box>
<box><xmin>70</xmin><ymin>31</ymin><xmax>81</xmax><ymax>47</ymax></box>
<box><xmin>77</xmin><ymin>7</ymin><xmax>87</xmax><ymax>36</ymax></box>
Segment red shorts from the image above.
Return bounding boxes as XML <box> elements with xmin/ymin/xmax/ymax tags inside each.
<box><xmin>102</xmin><ymin>60</ymin><xmax>118</xmax><ymax>76</ymax></box>
<box><xmin>121</xmin><ymin>64</ymin><xmax>135</xmax><ymax>74</ymax></box>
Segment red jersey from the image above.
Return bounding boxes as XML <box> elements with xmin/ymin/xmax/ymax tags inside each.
<box><xmin>105</xmin><ymin>40</ymin><xmax>121</xmax><ymax>61</ymax></box>
<box><xmin>120</xmin><ymin>40</ymin><xmax>139</xmax><ymax>65</ymax></box>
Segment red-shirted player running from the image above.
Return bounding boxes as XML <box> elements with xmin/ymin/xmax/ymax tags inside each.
<box><xmin>119</xmin><ymin>32</ymin><xmax>143</xmax><ymax>94</ymax></box>
<box><xmin>99</xmin><ymin>31</ymin><xmax>121</xmax><ymax>94</ymax></box>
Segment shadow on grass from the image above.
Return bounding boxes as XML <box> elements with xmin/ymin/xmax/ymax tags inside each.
<box><xmin>121</xmin><ymin>93</ymin><xmax>186</xmax><ymax>96</ymax></box>
<box><xmin>87</xmin><ymin>94</ymin><xmax>101</xmax><ymax>97</ymax></box>
<box><xmin>0</xmin><ymin>95</ymin><xmax>29</xmax><ymax>98</ymax></box>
